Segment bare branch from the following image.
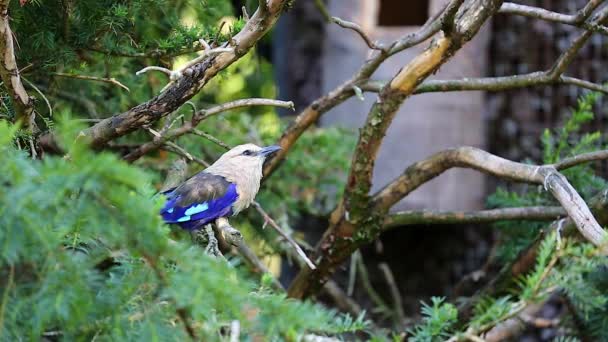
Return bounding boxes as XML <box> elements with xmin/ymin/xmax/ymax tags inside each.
<box><xmin>553</xmin><ymin>150</ymin><xmax>608</xmax><ymax>170</ymax></box>
<box><xmin>378</xmin><ymin>262</ymin><xmax>406</xmax><ymax>325</ymax></box>
<box><xmin>194</xmin><ymin>98</ymin><xmax>294</xmax><ymax>123</ymax></box>
<box><xmin>123</xmin><ymin>98</ymin><xmax>293</xmax><ymax>162</ymax></box>
<box><xmin>384</xmin><ymin>206</ymin><xmax>566</xmax><ymax>229</ymax></box>
<box><xmin>191</xmin><ymin>129</ymin><xmax>232</xmax><ymax>150</ymax></box>
<box><xmin>331</xmin><ymin>16</ymin><xmax>384</xmax><ymax>51</ymax></box>
<box><xmin>373</xmin><ymin>147</ymin><xmax>608</xmax><ymax>249</ymax></box>
<box><xmin>0</xmin><ymin>0</ymin><xmax>35</xmax><ymax>131</ymax></box>
<box><xmin>313</xmin><ymin>0</ymin><xmax>332</xmax><ymax>22</ymax></box>
<box><xmin>322</xmin><ymin>281</ymin><xmax>363</xmax><ymax>317</ymax></box>
<box><xmin>252</xmin><ymin>201</ymin><xmax>316</xmax><ymax>270</ymax></box>
<box><xmin>53</xmin><ymin>72</ymin><xmax>130</xmax><ymax>92</ymax></box>
<box><xmin>263</xmin><ymin>0</ymin><xmax>464</xmax><ymax>177</ymax></box>
<box><xmin>499</xmin><ymin>1</ymin><xmax>608</xmax><ymax>35</ymax></box>
<box><xmin>411</xmin><ymin>74</ymin><xmax>608</xmax><ymax>95</ymax></box>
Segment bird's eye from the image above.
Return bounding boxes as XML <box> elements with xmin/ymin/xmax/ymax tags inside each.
<box><xmin>242</xmin><ymin>150</ymin><xmax>253</xmax><ymax>156</ymax></box>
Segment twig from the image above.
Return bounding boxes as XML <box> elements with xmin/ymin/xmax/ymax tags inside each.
<box><xmin>53</xmin><ymin>72</ymin><xmax>130</xmax><ymax>92</ymax></box>
<box><xmin>347</xmin><ymin>251</ymin><xmax>358</xmax><ymax>296</ymax></box>
<box><xmin>355</xmin><ymin>250</ymin><xmax>391</xmax><ymax>315</ymax></box>
<box><xmin>322</xmin><ymin>280</ymin><xmax>363</xmax><ymax>317</ymax></box>
<box><xmin>191</xmin><ymin>129</ymin><xmax>232</xmax><ymax>150</ymax></box>
<box><xmin>499</xmin><ymin>1</ymin><xmax>608</xmax><ymax>35</ymax></box>
<box><xmin>194</xmin><ymin>98</ymin><xmax>294</xmax><ymax>123</ymax></box>
<box><xmin>331</xmin><ymin>16</ymin><xmax>385</xmax><ymax>51</ymax></box>
<box><xmin>313</xmin><ymin>0</ymin><xmax>331</xmax><ymax>22</ymax></box>
<box><xmin>252</xmin><ymin>201</ymin><xmax>316</xmax><ymax>270</ymax></box>
<box><xmin>241</xmin><ymin>6</ymin><xmax>249</xmax><ymax>21</ymax></box>
<box><xmin>378</xmin><ymin>262</ymin><xmax>406</xmax><ymax>326</ymax></box>
<box><xmin>22</xmin><ymin>77</ymin><xmax>53</xmax><ymax>117</ymax></box>
<box><xmin>161</xmin><ymin>142</ymin><xmax>209</xmax><ymax>167</ymax></box>
<box><xmin>406</xmin><ymin>74</ymin><xmax>608</xmax><ymax>95</ymax></box>
<box><xmin>123</xmin><ymin>98</ymin><xmax>293</xmax><ymax>162</ymax></box>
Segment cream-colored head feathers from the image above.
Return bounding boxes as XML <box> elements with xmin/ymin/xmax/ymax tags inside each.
<box><xmin>205</xmin><ymin>144</ymin><xmax>280</xmax><ymax>213</ymax></box>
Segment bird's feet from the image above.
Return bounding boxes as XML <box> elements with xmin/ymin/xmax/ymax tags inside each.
<box><xmin>202</xmin><ymin>224</ymin><xmax>225</xmax><ymax>258</ymax></box>
<box><xmin>215</xmin><ymin>217</ymin><xmax>243</xmax><ymax>247</ymax></box>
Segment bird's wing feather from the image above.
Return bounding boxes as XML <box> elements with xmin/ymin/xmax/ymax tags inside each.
<box><xmin>160</xmin><ymin>172</ymin><xmax>238</xmax><ymax>226</ymax></box>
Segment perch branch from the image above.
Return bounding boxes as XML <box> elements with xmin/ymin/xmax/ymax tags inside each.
<box><xmin>157</xmin><ymin>134</ymin><xmax>316</xmax><ymax>270</ymax></box>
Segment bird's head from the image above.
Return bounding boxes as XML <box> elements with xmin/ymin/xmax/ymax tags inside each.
<box><xmin>207</xmin><ymin>143</ymin><xmax>281</xmax><ymax>178</ymax></box>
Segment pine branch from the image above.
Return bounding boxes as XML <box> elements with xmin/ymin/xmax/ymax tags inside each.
<box><xmin>83</xmin><ymin>0</ymin><xmax>290</xmax><ymax>148</ymax></box>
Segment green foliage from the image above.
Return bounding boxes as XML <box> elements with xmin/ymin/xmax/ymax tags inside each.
<box><xmin>0</xmin><ymin>121</ymin><xmax>364</xmax><ymax>340</ymax></box>
<box><xmin>405</xmin><ymin>92</ymin><xmax>608</xmax><ymax>341</ymax></box>
<box><xmin>468</xmin><ymin>296</ymin><xmax>513</xmax><ymax>330</ymax></box>
<box><xmin>406</xmin><ymin>297</ymin><xmax>457</xmax><ymax>342</ymax></box>
<box><xmin>488</xmin><ymin>91</ymin><xmax>607</xmax><ymax>261</ymax></box>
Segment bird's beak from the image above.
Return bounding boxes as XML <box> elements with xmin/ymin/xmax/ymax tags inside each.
<box><xmin>259</xmin><ymin>145</ymin><xmax>281</xmax><ymax>157</ymax></box>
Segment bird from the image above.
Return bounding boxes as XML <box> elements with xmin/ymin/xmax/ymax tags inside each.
<box><xmin>160</xmin><ymin>144</ymin><xmax>281</xmax><ymax>231</ymax></box>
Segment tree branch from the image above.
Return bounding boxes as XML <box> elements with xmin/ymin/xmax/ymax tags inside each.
<box><xmin>499</xmin><ymin>1</ymin><xmax>608</xmax><ymax>35</ymax></box>
<box><xmin>384</xmin><ymin>206</ymin><xmax>566</xmax><ymax>229</ymax></box>
<box><xmin>287</xmin><ymin>0</ymin><xmax>502</xmax><ymax>300</ymax></box>
<box><xmin>374</xmin><ymin>147</ymin><xmax>608</xmax><ymax>248</ymax></box>
<box><xmin>123</xmin><ymin>98</ymin><xmax>293</xmax><ymax>162</ymax></box>
<box><xmin>331</xmin><ymin>16</ymin><xmax>384</xmax><ymax>51</ymax></box>
<box><xmin>0</xmin><ymin>0</ymin><xmax>36</xmax><ymax>131</ymax></box>
<box><xmin>262</xmin><ymin>0</ymin><xmax>465</xmax><ymax>177</ymax></box>
<box><xmin>53</xmin><ymin>72</ymin><xmax>130</xmax><ymax>92</ymax></box>
<box><xmin>82</xmin><ymin>0</ymin><xmax>289</xmax><ymax>148</ymax></box>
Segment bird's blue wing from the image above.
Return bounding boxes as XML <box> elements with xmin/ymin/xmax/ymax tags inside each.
<box><xmin>160</xmin><ymin>172</ymin><xmax>238</xmax><ymax>229</ymax></box>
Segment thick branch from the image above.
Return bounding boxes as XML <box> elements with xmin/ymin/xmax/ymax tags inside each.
<box><xmin>0</xmin><ymin>0</ymin><xmax>35</xmax><ymax>131</ymax></box>
<box><xmin>287</xmin><ymin>0</ymin><xmax>503</xmax><ymax>300</ymax></box>
<box><xmin>384</xmin><ymin>207</ymin><xmax>566</xmax><ymax>228</ymax></box>
<box><xmin>262</xmin><ymin>0</ymin><xmax>464</xmax><ymax>177</ymax></box>
<box><xmin>83</xmin><ymin>0</ymin><xmax>288</xmax><ymax>148</ymax></box>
